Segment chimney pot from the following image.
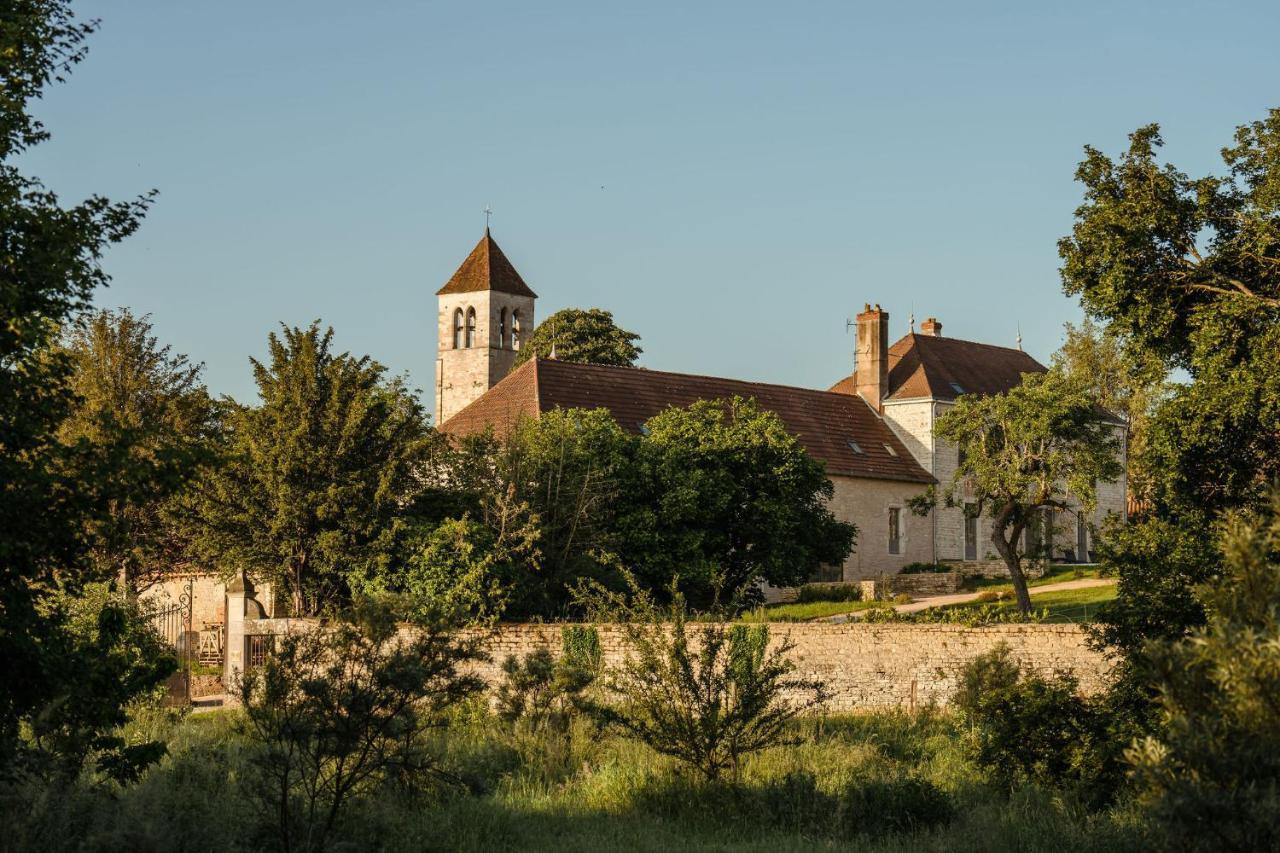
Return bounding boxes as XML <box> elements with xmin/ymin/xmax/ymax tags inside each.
<box><xmin>921</xmin><ymin>317</ymin><xmax>942</xmax><ymax>337</ymax></box>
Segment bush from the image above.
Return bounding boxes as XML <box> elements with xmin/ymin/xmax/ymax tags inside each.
<box><xmin>495</xmin><ymin>629</ymin><xmax>600</xmax><ymax>736</ymax></box>
<box><xmin>1128</xmin><ymin>492</ymin><xmax>1280</xmax><ymax>852</ymax></box>
<box><xmin>796</xmin><ymin>583</ymin><xmax>861</xmax><ymax>603</ymax></box>
<box><xmin>900</xmin><ymin>562</ymin><xmax>952</xmax><ymax>574</ymax></box>
<box><xmin>24</xmin><ymin>584</ymin><xmax>176</xmax><ymax>783</ymax></box>
<box><xmin>864</xmin><ymin>603</ymin><xmax>1046</xmax><ymax>626</ymax></box>
<box><xmin>584</xmin><ymin>587</ymin><xmax>826</xmax><ymax>781</ymax></box>
<box><xmin>952</xmin><ymin>645</ymin><xmax>1122</xmax><ymax>808</ymax></box>
<box><xmin>236</xmin><ymin>597</ymin><xmax>485</xmax><ymax>852</ymax></box>
<box><xmin>839</xmin><ymin>775</ymin><xmax>954</xmax><ymax>836</ymax></box>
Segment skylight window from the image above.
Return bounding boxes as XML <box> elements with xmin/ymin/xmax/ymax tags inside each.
<box><xmin>847</xmin><ymin>439</ymin><xmax>863</xmax><ymax>454</ymax></box>
<box><xmin>949</xmin><ymin>382</ymin><xmax>966</xmax><ymax>395</ymax></box>
<box><xmin>637</xmin><ymin>422</ymin><xmax>651</xmax><ymax>436</ymax></box>
<box><xmin>884</xmin><ymin>443</ymin><xmax>897</xmax><ymax>457</ymax></box>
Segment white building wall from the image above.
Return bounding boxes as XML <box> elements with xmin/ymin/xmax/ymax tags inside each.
<box><xmin>436</xmin><ymin>290</ymin><xmax>535</xmax><ymax>424</ymax></box>
<box><xmin>828</xmin><ymin>475</ymin><xmax>933</xmax><ymax>580</ymax></box>
<box><xmin>883</xmin><ymin>399</ymin><xmax>1127</xmax><ymax>571</ymax></box>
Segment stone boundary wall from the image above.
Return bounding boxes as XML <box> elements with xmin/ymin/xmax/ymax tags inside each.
<box><xmin>860</xmin><ymin>572</ymin><xmax>963</xmax><ymax>599</ymax></box>
<box><xmin>941</xmin><ymin>559</ymin><xmax>1049</xmax><ymax>579</ymax></box>
<box><xmin>244</xmin><ymin>619</ymin><xmax>1109</xmax><ymax>713</ymax></box>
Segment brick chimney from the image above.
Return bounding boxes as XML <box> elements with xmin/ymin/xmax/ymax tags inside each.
<box><xmin>855</xmin><ymin>303</ymin><xmax>889</xmax><ymax>412</ymax></box>
<box><xmin>921</xmin><ymin>316</ymin><xmax>942</xmax><ymax>337</ymax></box>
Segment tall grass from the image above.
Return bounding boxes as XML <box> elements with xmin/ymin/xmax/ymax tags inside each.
<box><xmin>0</xmin><ymin>704</ymin><xmax>1145</xmax><ymax>853</ymax></box>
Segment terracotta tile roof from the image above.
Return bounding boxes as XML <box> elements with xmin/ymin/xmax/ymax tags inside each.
<box><xmin>441</xmin><ymin>359</ymin><xmax>935</xmax><ymax>484</ymax></box>
<box><xmin>828</xmin><ymin>333</ymin><xmax>1047</xmax><ymax>401</ymax></box>
<box><xmin>435</xmin><ymin>230</ymin><xmax>538</xmax><ymax>298</ymax></box>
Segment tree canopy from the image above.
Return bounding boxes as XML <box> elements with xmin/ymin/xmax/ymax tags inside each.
<box><xmin>401</xmin><ymin>398</ymin><xmax>854</xmax><ymax>618</ymax></box>
<box><xmin>1128</xmin><ymin>491</ymin><xmax>1280</xmax><ymax>852</ymax></box>
<box><xmin>512</xmin><ymin>307</ymin><xmax>642</xmax><ymax>367</ymax></box>
<box><xmin>188</xmin><ymin>323</ymin><xmax>437</xmax><ymax>615</ymax></box>
<box><xmin>630</xmin><ymin>397</ymin><xmax>856</xmax><ymax>605</ymax></box>
<box><xmin>1051</xmin><ymin>318</ymin><xmax>1167</xmax><ymax>502</ymax></box>
<box><xmin>1060</xmin><ymin>114</ymin><xmax>1280</xmax><ymax>519</ymax></box>
<box><xmin>0</xmin><ymin>0</ymin><xmax>171</xmax><ymax>778</ymax></box>
<box><xmin>934</xmin><ymin>369</ymin><xmax>1123</xmax><ymax>615</ymax></box>
<box><xmin>1061</xmin><ymin>111</ymin><xmax>1280</xmax><ymax>665</ymax></box>
<box><xmin>59</xmin><ymin>308</ymin><xmax>220</xmax><ymax>594</ymax></box>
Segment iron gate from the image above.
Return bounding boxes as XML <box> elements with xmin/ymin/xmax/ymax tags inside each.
<box><xmin>147</xmin><ymin>579</ymin><xmax>195</xmax><ymax>706</ymax></box>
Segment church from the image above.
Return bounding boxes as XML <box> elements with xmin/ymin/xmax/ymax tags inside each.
<box><xmin>434</xmin><ymin>230</ymin><xmax>1128</xmax><ymax>582</ymax></box>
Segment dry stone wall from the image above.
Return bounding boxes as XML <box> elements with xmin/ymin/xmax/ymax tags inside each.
<box><xmin>469</xmin><ymin>623</ymin><xmax>1108</xmax><ymax>712</ymax></box>
<box><xmin>245</xmin><ymin>619</ymin><xmax>1109</xmax><ymax>713</ymax></box>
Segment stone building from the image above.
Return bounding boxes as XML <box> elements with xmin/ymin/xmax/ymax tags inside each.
<box><xmin>435</xmin><ymin>232</ymin><xmax>1126</xmax><ymax>581</ymax></box>
<box><xmin>830</xmin><ymin>307</ymin><xmax>1128</xmax><ymax>573</ymax></box>
<box><xmin>435</xmin><ymin>229</ymin><xmax>537</xmax><ymax>424</ymax></box>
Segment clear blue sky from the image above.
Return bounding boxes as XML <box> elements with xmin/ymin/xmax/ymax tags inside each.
<box><xmin>22</xmin><ymin>0</ymin><xmax>1280</xmax><ymax>414</ymax></box>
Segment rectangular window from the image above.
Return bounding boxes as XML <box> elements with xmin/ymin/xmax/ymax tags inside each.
<box><xmin>810</xmin><ymin>562</ymin><xmax>843</xmax><ymax>583</ymax></box>
<box><xmin>1024</xmin><ymin>509</ymin><xmax>1052</xmax><ymax>560</ymax></box>
<box><xmin>888</xmin><ymin>507</ymin><xmax>901</xmax><ymax>555</ymax></box>
<box><xmin>1077</xmin><ymin>512</ymin><xmax>1089</xmax><ymax>563</ymax></box>
<box><xmin>964</xmin><ymin>504</ymin><xmax>978</xmax><ymax>561</ymax></box>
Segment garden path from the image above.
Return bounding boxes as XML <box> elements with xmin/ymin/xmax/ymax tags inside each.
<box><xmin>825</xmin><ymin>577</ymin><xmax>1117</xmax><ymax>623</ymax></box>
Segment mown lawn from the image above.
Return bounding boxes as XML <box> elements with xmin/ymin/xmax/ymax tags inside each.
<box><xmin>4</xmin><ymin>706</ymin><xmax>1146</xmax><ymax>853</ymax></box>
<box><xmin>935</xmin><ymin>583</ymin><xmax>1118</xmax><ymax>624</ymax></box>
<box><xmin>969</xmin><ymin>564</ymin><xmax>1104</xmax><ymax>592</ymax></box>
<box><xmin>743</xmin><ymin>599</ymin><xmax>893</xmax><ymax>622</ymax></box>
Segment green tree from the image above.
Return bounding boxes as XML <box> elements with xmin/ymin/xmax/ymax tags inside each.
<box><xmin>59</xmin><ymin>308</ymin><xmax>220</xmax><ymax>595</ymax></box>
<box><xmin>0</xmin><ymin>1</ymin><xmax>169</xmax><ymax>776</ymax></box>
<box><xmin>1127</xmin><ymin>491</ymin><xmax>1280</xmax><ymax>852</ymax></box>
<box><xmin>1060</xmin><ymin>111</ymin><xmax>1280</xmax><ymax>665</ymax></box>
<box><xmin>633</xmin><ymin>396</ymin><xmax>855</xmax><ymax>606</ymax></box>
<box><xmin>934</xmin><ymin>370</ymin><xmax>1123</xmax><ymax>616</ymax></box>
<box><xmin>395</xmin><ymin>517</ymin><xmax>514</xmax><ymax>625</ymax></box>
<box><xmin>412</xmin><ymin>409</ymin><xmax>632</xmax><ymax>620</ymax></box>
<box><xmin>189</xmin><ymin>323</ymin><xmax>436</xmax><ymax>615</ymax></box>
<box><xmin>1060</xmin><ymin>114</ymin><xmax>1280</xmax><ymax>520</ymax></box>
<box><xmin>512</xmin><ymin>307</ymin><xmax>642</xmax><ymax>367</ymax></box>
<box><xmin>1051</xmin><ymin>318</ymin><xmax>1167</xmax><ymax>502</ymax></box>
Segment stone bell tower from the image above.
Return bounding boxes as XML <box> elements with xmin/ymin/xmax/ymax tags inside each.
<box><xmin>435</xmin><ymin>229</ymin><xmax>537</xmax><ymax>425</ymax></box>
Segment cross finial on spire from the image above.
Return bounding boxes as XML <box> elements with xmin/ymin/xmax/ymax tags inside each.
<box><xmin>483</xmin><ymin>205</ymin><xmax>493</xmax><ymax>232</ymax></box>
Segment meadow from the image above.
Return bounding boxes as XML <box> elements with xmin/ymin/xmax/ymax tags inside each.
<box><xmin>2</xmin><ymin>704</ymin><xmax>1146</xmax><ymax>853</ymax></box>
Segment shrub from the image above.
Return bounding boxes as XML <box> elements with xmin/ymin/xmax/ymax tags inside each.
<box><xmin>900</xmin><ymin>562</ymin><xmax>952</xmax><ymax>574</ymax></box>
<box><xmin>584</xmin><ymin>588</ymin><xmax>826</xmax><ymax>781</ymax></box>
<box><xmin>796</xmin><ymin>583</ymin><xmax>861</xmax><ymax>603</ymax></box>
<box><xmin>952</xmin><ymin>645</ymin><xmax>1122</xmax><ymax>808</ymax></box>
<box><xmin>1127</xmin><ymin>492</ymin><xmax>1280</xmax><ymax>852</ymax></box>
<box><xmin>494</xmin><ymin>629</ymin><xmax>599</xmax><ymax>736</ymax></box>
<box><xmin>839</xmin><ymin>775</ymin><xmax>954</xmax><ymax>836</ymax></box>
<box><xmin>864</xmin><ymin>603</ymin><xmax>1046</xmax><ymax>626</ymax></box>
<box><xmin>24</xmin><ymin>584</ymin><xmax>176</xmax><ymax>783</ymax></box>
<box><xmin>236</xmin><ymin>596</ymin><xmax>485</xmax><ymax>852</ymax></box>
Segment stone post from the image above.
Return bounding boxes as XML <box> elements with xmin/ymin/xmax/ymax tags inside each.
<box><xmin>224</xmin><ymin>573</ymin><xmax>250</xmax><ymax>689</ymax></box>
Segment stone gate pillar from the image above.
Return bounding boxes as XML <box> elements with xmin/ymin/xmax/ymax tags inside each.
<box><xmin>224</xmin><ymin>573</ymin><xmax>250</xmax><ymax>688</ymax></box>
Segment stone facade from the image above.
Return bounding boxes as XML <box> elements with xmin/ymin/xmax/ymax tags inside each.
<box><xmin>140</xmin><ymin>571</ymin><xmax>276</xmax><ymax>631</ymax></box>
<box><xmin>436</xmin><ymin>288</ymin><xmax>534</xmax><ymax>424</ymax></box>
<box><xmin>241</xmin><ymin>619</ymin><xmax>1111</xmax><ymax>713</ymax></box>
<box><xmin>881</xmin><ymin>399</ymin><xmax>1127</xmax><ymax>572</ymax></box>
<box><xmin>828</xmin><ymin>475</ymin><xmax>932</xmax><ymax>580</ymax></box>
